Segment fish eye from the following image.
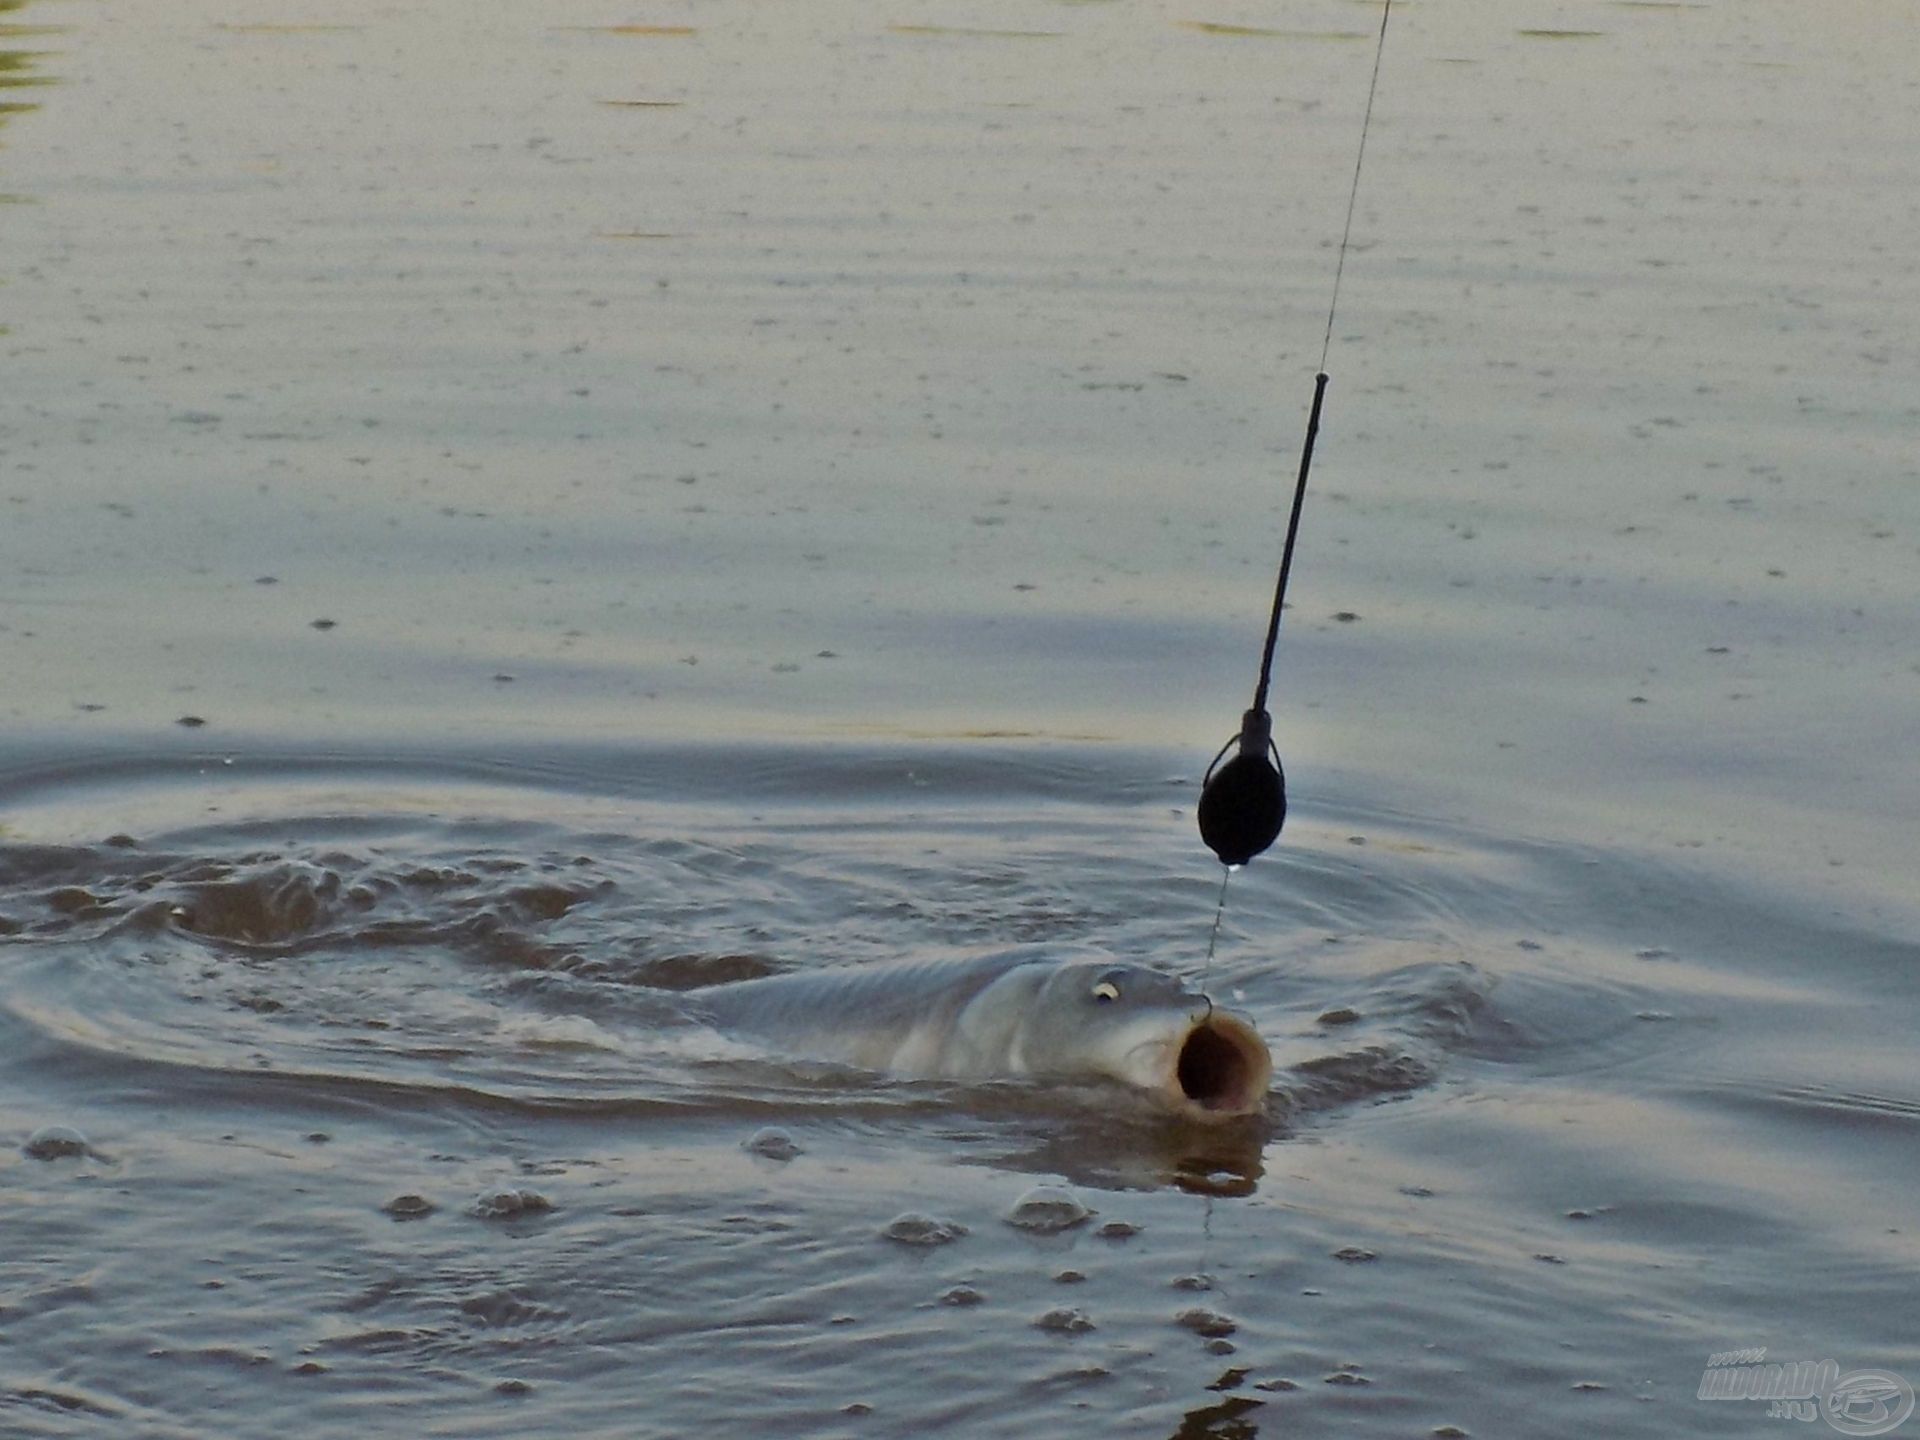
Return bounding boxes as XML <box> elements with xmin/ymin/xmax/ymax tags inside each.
<box><xmin>1091</xmin><ymin>980</ymin><xmax>1121</xmax><ymax>1004</ymax></box>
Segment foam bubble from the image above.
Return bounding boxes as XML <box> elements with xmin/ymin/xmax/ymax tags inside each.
<box><xmin>1005</xmin><ymin>1185</ymin><xmax>1093</xmax><ymax>1234</ymax></box>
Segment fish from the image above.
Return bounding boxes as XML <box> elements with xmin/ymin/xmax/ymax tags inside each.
<box><xmin>688</xmin><ymin>949</ymin><xmax>1272</xmax><ymax>1121</ymax></box>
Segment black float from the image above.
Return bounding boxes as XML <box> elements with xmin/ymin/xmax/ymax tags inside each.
<box><xmin>1198</xmin><ymin>0</ymin><xmax>1392</xmax><ymax>874</ymax></box>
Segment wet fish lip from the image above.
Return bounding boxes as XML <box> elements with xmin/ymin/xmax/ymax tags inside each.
<box><xmin>1163</xmin><ymin>1008</ymin><xmax>1273</xmax><ymax>1120</ymax></box>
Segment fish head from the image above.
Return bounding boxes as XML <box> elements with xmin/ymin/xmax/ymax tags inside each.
<box><xmin>1025</xmin><ymin>961</ymin><xmax>1272</xmax><ymax>1121</ymax></box>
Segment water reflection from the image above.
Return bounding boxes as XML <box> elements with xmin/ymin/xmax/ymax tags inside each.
<box><xmin>0</xmin><ymin>2</ymin><xmax>58</xmax><ymax>107</ymax></box>
<box><xmin>983</xmin><ymin>1113</ymin><xmax>1269</xmax><ymax>1195</ymax></box>
<box><xmin>1169</xmin><ymin>1394</ymin><xmax>1264</xmax><ymax>1440</ymax></box>
<box><xmin>0</xmin><ymin>0</ymin><xmax>57</xmax><ymax>213</ymax></box>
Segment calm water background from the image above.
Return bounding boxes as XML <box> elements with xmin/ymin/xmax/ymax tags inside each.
<box><xmin>2</xmin><ymin>1</ymin><xmax>1916</xmax><ymax>1436</ymax></box>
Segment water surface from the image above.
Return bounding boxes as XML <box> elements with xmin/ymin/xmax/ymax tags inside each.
<box><xmin>3</xmin><ymin>1</ymin><xmax>1916</xmax><ymax>1435</ymax></box>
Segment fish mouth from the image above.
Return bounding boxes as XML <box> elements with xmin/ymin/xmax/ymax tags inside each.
<box><xmin>1165</xmin><ymin>1009</ymin><xmax>1272</xmax><ymax>1119</ymax></box>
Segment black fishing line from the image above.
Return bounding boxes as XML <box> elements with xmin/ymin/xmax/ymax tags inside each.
<box><xmin>1197</xmin><ymin>0</ymin><xmax>1394</xmax><ymax>881</ymax></box>
<box><xmin>1189</xmin><ymin>6</ymin><xmax>1395</xmax><ymax>1343</ymax></box>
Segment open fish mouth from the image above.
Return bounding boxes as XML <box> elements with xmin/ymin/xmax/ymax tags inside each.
<box><xmin>1164</xmin><ymin>1010</ymin><xmax>1272</xmax><ymax>1119</ymax></box>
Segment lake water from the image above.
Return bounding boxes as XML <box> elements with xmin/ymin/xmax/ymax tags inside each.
<box><xmin>3</xmin><ymin>1</ymin><xmax>1916</xmax><ymax>1436</ymax></box>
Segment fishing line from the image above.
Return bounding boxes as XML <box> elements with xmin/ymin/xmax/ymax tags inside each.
<box><xmin>1195</xmin><ymin>0</ymin><xmax>1394</xmax><ymax>879</ymax></box>
<box><xmin>1185</xmin><ymin>4</ymin><xmax>1396</xmax><ymax>1371</ymax></box>
<box><xmin>1199</xmin><ymin>864</ymin><xmax>1231</xmax><ymax>990</ymax></box>
<box><xmin>1320</xmin><ymin>0</ymin><xmax>1393</xmax><ymax>377</ymax></box>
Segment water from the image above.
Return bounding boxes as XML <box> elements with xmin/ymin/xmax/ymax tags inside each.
<box><xmin>3</xmin><ymin>2</ymin><xmax>1917</xmax><ymax>1436</ymax></box>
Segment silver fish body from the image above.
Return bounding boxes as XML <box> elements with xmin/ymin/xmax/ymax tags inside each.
<box><xmin>689</xmin><ymin>950</ymin><xmax>1271</xmax><ymax>1120</ymax></box>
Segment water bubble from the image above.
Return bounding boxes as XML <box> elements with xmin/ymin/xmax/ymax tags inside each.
<box><xmin>939</xmin><ymin>1284</ymin><xmax>984</xmax><ymax>1306</ymax></box>
<box><xmin>23</xmin><ymin>1124</ymin><xmax>90</xmax><ymax>1160</ymax></box>
<box><xmin>1096</xmin><ymin>1220</ymin><xmax>1140</xmax><ymax>1241</ymax></box>
<box><xmin>1032</xmin><ymin>1306</ymin><xmax>1095</xmax><ymax>1334</ymax></box>
<box><xmin>1175</xmin><ymin>1307</ymin><xmax>1238</xmax><ymax>1339</ymax></box>
<box><xmin>1005</xmin><ymin>1185</ymin><xmax>1093</xmax><ymax>1234</ymax></box>
<box><xmin>382</xmin><ymin>1193</ymin><xmax>436</xmax><ymax>1221</ymax></box>
<box><xmin>474</xmin><ymin>1188</ymin><xmax>553</xmax><ymax>1220</ymax></box>
<box><xmin>743</xmin><ymin>1127</ymin><xmax>801</xmax><ymax>1161</ymax></box>
<box><xmin>881</xmin><ymin>1213</ymin><xmax>968</xmax><ymax>1247</ymax></box>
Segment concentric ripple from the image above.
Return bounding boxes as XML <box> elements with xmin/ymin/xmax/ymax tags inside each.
<box><xmin>0</xmin><ymin>752</ymin><xmax>1686</xmax><ymax>1144</ymax></box>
